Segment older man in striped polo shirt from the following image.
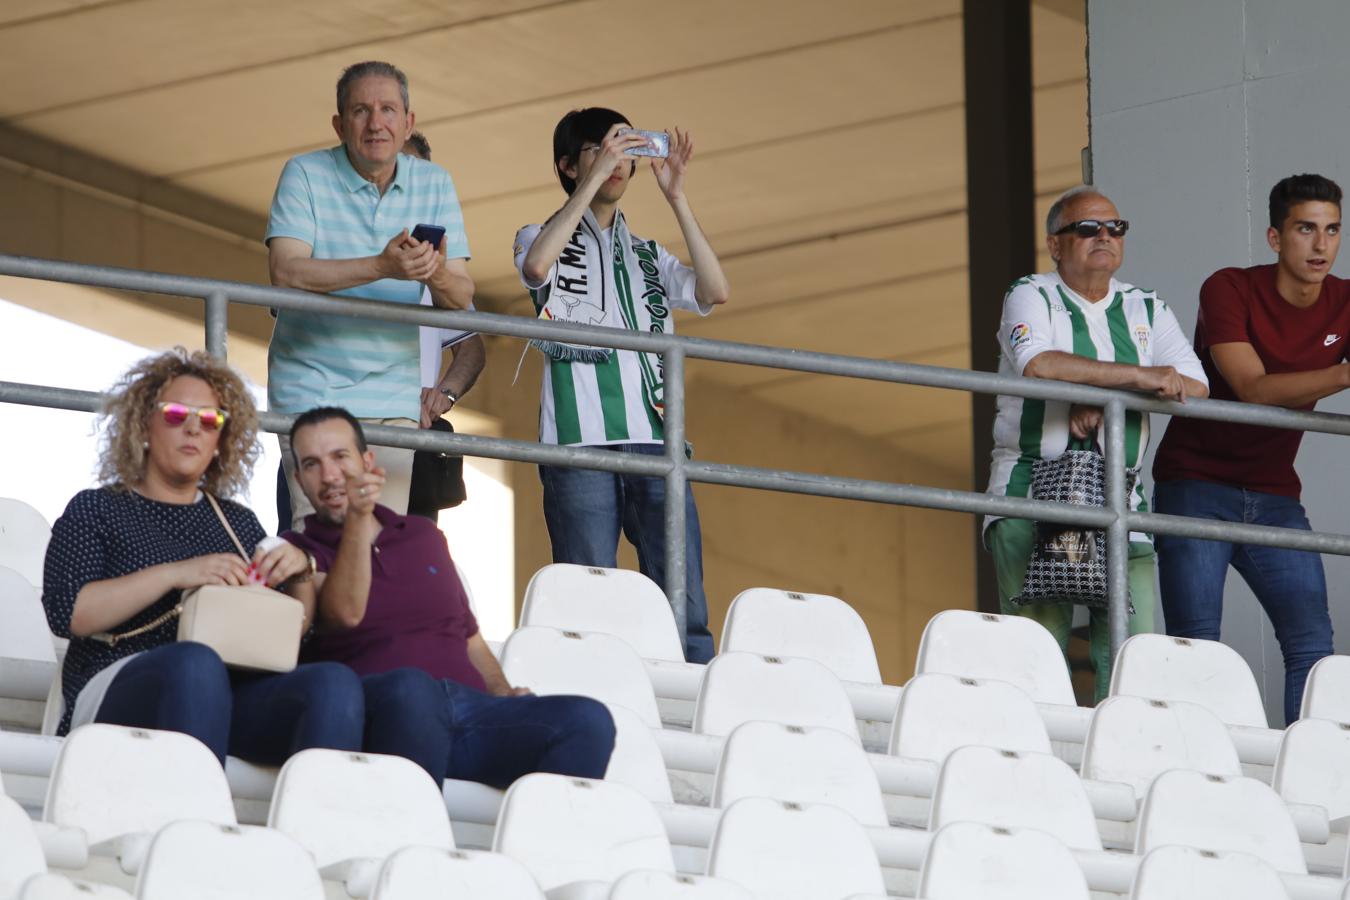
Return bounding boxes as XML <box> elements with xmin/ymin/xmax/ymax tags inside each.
<box><xmin>513</xmin><ymin>107</ymin><xmax>730</xmax><ymax>663</ymax></box>
<box><xmin>983</xmin><ymin>185</ymin><xmax>1208</xmax><ymax>701</ymax></box>
<box><xmin>265</xmin><ymin>60</ymin><xmax>474</xmax><ymax>530</ymax></box>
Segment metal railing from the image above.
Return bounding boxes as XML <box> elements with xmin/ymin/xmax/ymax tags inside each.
<box><xmin>4</xmin><ymin>252</ymin><xmax>1350</xmax><ymax>665</ymax></box>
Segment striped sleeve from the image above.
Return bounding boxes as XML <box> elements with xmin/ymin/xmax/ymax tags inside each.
<box><xmin>999</xmin><ymin>281</ymin><xmax>1056</xmax><ymax>376</ymax></box>
<box><xmin>264</xmin><ymin>157</ymin><xmax>318</xmax><ymax>247</ymax></box>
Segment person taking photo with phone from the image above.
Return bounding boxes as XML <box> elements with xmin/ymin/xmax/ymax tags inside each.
<box><xmin>514</xmin><ymin>107</ymin><xmax>730</xmax><ymax>663</ymax></box>
<box><xmin>264</xmin><ymin>61</ymin><xmax>474</xmax><ymax>529</ymax></box>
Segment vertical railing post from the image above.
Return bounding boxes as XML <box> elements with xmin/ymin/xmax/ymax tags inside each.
<box><xmin>1103</xmin><ymin>398</ymin><xmax>1130</xmax><ymax>665</ymax></box>
<box><xmin>663</xmin><ymin>346</ymin><xmax>689</xmax><ymax>659</ymax></box>
<box><xmin>205</xmin><ymin>291</ymin><xmax>229</xmax><ymax>362</ymax></box>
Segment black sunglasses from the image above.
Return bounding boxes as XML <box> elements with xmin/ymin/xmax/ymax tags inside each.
<box><xmin>1056</xmin><ymin>218</ymin><xmax>1130</xmax><ymax>238</ymax></box>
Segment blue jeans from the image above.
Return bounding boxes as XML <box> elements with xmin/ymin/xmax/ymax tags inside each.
<box><xmin>1154</xmin><ymin>479</ymin><xmax>1333</xmax><ymax>725</ymax></box>
<box><xmin>95</xmin><ymin>642</ymin><xmax>365</xmax><ymax>766</ymax></box>
<box><xmin>438</xmin><ymin>680</ymin><xmax>615</xmax><ymax>788</ymax></box>
<box><xmin>539</xmin><ymin>443</ymin><xmax>714</xmax><ymax>663</ymax></box>
<box><xmin>360</xmin><ymin>668</ymin><xmax>453</xmax><ymax>781</ymax></box>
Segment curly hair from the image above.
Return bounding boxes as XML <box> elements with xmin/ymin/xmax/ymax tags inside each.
<box><xmin>98</xmin><ymin>348</ymin><xmax>261</xmax><ymax>497</ymax></box>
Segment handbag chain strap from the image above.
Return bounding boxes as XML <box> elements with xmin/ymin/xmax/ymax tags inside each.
<box><xmin>90</xmin><ymin>493</ymin><xmax>247</xmax><ymax>647</ymax></box>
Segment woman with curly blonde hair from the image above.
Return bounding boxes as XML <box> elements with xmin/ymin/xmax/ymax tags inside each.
<box><xmin>39</xmin><ymin>348</ymin><xmax>371</xmax><ymax>767</ymax></box>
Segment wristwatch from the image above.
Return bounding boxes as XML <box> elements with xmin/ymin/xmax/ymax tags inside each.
<box><xmin>439</xmin><ymin>388</ymin><xmax>459</xmax><ymax>407</ymax></box>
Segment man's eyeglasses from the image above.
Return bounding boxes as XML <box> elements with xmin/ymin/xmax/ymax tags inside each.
<box><xmin>157</xmin><ymin>402</ymin><xmax>228</xmax><ymax>431</ymax></box>
<box><xmin>1055</xmin><ymin>219</ymin><xmax>1130</xmax><ymax>239</ymax></box>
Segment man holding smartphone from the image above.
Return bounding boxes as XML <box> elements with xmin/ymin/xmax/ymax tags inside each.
<box><xmin>265</xmin><ymin>61</ymin><xmax>474</xmax><ymax>529</ymax></box>
<box><xmin>514</xmin><ymin>107</ymin><xmax>731</xmax><ymax>663</ymax></box>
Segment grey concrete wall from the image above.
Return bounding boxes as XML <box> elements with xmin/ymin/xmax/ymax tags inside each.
<box><xmin>1089</xmin><ymin>0</ymin><xmax>1350</xmax><ymax>724</ymax></box>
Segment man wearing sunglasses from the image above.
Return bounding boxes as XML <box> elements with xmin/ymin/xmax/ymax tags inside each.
<box><xmin>984</xmin><ymin>185</ymin><xmax>1208</xmax><ymax>702</ymax></box>
<box><xmin>1152</xmin><ymin>174</ymin><xmax>1350</xmax><ymax>724</ymax></box>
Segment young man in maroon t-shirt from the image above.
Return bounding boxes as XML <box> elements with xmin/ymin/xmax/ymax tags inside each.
<box><xmin>1152</xmin><ymin>173</ymin><xmax>1350</xmax><ymax>724</ymax></box>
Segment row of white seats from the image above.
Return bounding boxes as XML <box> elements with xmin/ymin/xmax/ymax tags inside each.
<box><xmin>5</xmin><ymin>724</ymin><xmax>1349</xmax><ymax>900</ymax></box>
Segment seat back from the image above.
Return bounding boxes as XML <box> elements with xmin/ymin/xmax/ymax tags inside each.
<box><xmin>1109</xmin><ymin>634</ymin><xmax>1267</xmax><ymax>728</ymax></box>
<box><xmin>19</xmin><ymin>874</ymin><xmax>135</xmax><ymax>899</ymax></box>
<box><xmin>712</xmin><ymin>721</ymin><xmax>887</xmax><ymax>826</ymax></box>
<box><xmin>493</xmin><ymin>774</ymin><xmax>673</xmax><ymax>891</ymax></box>
<box><xmin>917</xmin><ymin>821</ymin><xmax>1089</xmax><ymax>900</ymax></box>
<box><xmin>929</xmin><ymin>745</ymin><xmax>1102</xmax><ymax>851</ymax></box>
<box><xmin>500</xmin><ymin>626</ymin><xmax>662</xmax><ymax>727</ymax></box>
<box><xmin>606</xmin><ymin>705</ymin><xmax>674</xmax><ymax>804</ymax></box>
<box><xmin>44</xmin><ymin>724</ymin><xmax>236</xmax><ymax>844</ymax></box>
<box><xmin>890</xmin><ymin>673</ymin><xmax>1051</xmax><ymax>762</ymax></box>
<box><xmin>608</xmin><ymin>870</ymin><xmax>755</xmax><ymax>900</ymax></box>
<box><xmin>1082</xmin><ymin>695</ymin><xmax>1241</xmax><ymax>799</ymax></box>
<box><xmin>914</xmin><ymin>610</ymin><xmax>1075</xmax><ymax>705</ymax></box>
<box><xmin>1129</xmin><ymin>844</ymin><xmax>1291</xmax><ymax>900</ymax></box>
<box><xmin>1272</xmin><ymin>717</ymin><xmax>1350</xmax><ymax>822</ymax></box>
<box><xmin>720</xmin><ymin>588</ymin><xmax>881</xmax><ymax>684</ymax></box>
<box><xmin>268</xmin><ymin>749</ymin><xmax>453</xmax><ymax>868</ymax></box>
<box><xmin>521</xmin><ymin>564</ymin><xmax>683</xmax><ymax>662</ymax></box>
<box><xmin>135</xmin><ymin>821</ymin><xmax>323</xmax><ymax>900</ymax></box>
<box><xmin>0</xmin><ymin>499</ymin><xmax>51</xmax><ymax>588</ymax></box>
<box><xmin>0</xmin><ymin>566</ymin><xmax>58</xmax><ymax>703</ymax></box>
<box><xmin>0</xmin><ymin>794</ymin><xmax>47</xmax><ymax>899</ymax></box>
<box><xmin>1135</xmin><ymin>769</ymin><xmax>1305</xmax><ymax>874</ymax></box>
<box><xmin>370</xmin><ymin>846</ymin><xmax>544</xmax><ymax>900</ymax></box>
<box><xmin>1299</xmin><ymin>655</ymin><xmax>1350</xmax><ymax>721</ymax></box>
<box><xmin>693</xmin><ymin>652</ymin><xmax>859</xmax><ymax>741</ymax></box>
<box><xmin>706</xmin><ymin>797</ymin><xmax>886</xmax><ymax>900</ymax></box>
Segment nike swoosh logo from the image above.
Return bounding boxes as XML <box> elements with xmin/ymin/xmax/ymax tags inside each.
<box><xmin>1326</xmin><ymin>334</ymin><xmax>1343</xmax><ymax>346</ymax></box>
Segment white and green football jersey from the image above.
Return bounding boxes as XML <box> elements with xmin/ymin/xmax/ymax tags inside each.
<box><xmin>986</xmin><ymin>271</ymin><xmax>1207</xmax><ymax>536</ymax></box>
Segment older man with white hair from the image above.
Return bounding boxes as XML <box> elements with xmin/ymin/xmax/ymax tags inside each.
<box><xmin>982</xmin><ymin>185</ymin><xmax>1208</xmax><ymax>701</ymax></box>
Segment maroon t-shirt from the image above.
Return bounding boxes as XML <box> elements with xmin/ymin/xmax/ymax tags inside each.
<box><xmin>285</xmin><ymin>505</ymin><xmax>486</xmax><ymax>691</ymax></box>
<box><xmin>1153</xmin><ymin>264</ymin><xmax>1350</xmax><ymax>498</ymax></box>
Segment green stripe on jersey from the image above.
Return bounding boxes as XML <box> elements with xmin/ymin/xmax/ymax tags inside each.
<box><xmin>594</xmin><ymin>352</ymin><xmax>630</xmax><ymax>441</ymax></box>
<box><xmin>1007</xmin><ymin>400</ymin><xmax>1046</xmax><ymax>498</ymax></box>
<box><xmin>1057</xmin><ymin>286</ymin><xmax>1097</xmax><ymax>359</ymax></box>
<box><xmin>1105</xmin><ymin>292</ymin><xmax>1144</xmax><ymax>466</ymax></box>
<box><xmin>549</xmin><ymin>359</ymin><xmax>583</xmax><ymax>445</ymax></box>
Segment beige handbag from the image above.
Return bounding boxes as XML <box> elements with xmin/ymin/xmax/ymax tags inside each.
<box><xmin>92</xmin><ymin>494</ymin><xmax>305</xmax><ymax>673</ymax></box>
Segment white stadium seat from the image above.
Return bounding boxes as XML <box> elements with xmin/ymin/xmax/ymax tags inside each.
<box><xmin>929</xmin><ymin>745</ymin><xmax>1102</xmax><ymax>851</ymax></box>
<box><xmin>1135</xmin><ymin>769</ymin><xmax>1306</xmax><ymax>874</ymax></box>
<box><xmin>608</xmin><ymin>870</ymin><xmax>755</xmax><ymax>900</ymax></box>
<box><xmin>917</xmin><ymin>820</ymin><xmax>1090</xmax><ymax>900</ymax></box>
<box><xmin>1109</xmin><ymin>634</ymin><xmax>1268</xmax><ymax>728</ymax></box>
<box><xmin>705</xmin><ymin>796</ymin><xmax>886</xmax><ymax>900</ymax></box>
<box><xmin>0</xmin><ymin>794</ymin><xmax>47</xmax><ymax>898</ymax></box>
<box><xmin>18</xmin><ymin>874</ymin><xmax>134</xmax><ymax>899</ymax></box>
<box><xmin>267</xmin><ymin>749</ymin><xmax>453</xmax><ymax>893</ymax></box>
<box><xmin>712</xmin><ymin>721</ymin><xmax>887</xmax><ymax>827</ymax></box>
<box><xmin>889</xmin><ymin>672</ymin><xmax>1051</xmax><ymax>763</ymax></box>
<box><xmin>1299</xmin><ymin>655</ymin><xmax>1350</xmax><ymax>722</ymax></box>
<box><xmin>134</xmin><ymin>820</ymin><xmax>323</xmax><ymax>900</ymax></box>
<box><xmin>605</xmin><ymin>704</ymin><xmax>675</xmax><ymax>804</ymax></box>
<box><xmin>493</xmin><ymin>774</ymin><xmax>674</xmax><ymax>894</ymax></box>
<box><xmin>0</xmin><ymin>566</ymin><xmax>58</xmax><ymax>713</ymax></box>
<box><xmin>44</xmin><ymin>724</ymin><xmax>235</xmax><ymax>845</ymax></box>
<box><xmin>1081</xmin><ymin>695</ymin><xmax>1241</xmax><ymax>799</ymax></box>
<box><xmin>720</xmin><ymin>588</ymin><xmax>881</xmax><ymax>684</ymax></box>
<box><xmin>693</xmin><ymin>652</ymin><xmax>859</xmax><ymax>742</ymax></box>
<box><xmin>0</xmin><ymin>498</ymin><xmax>51</xmax><ymax>588</ymax></box>
<box><xmin>1129</xmin><ymin>844</ymin><xmax>1291</xmax><ymax>900</ymax></box>
<box><xmin>500</xmin><ymin>625</ymin><xmax>663</xmax><ymax>727</ymax></box>
<box><xmin>914</xmin><ymin>610</ymin><xmax>1075</xmax><ymax>706</ymax></box>
<box><xmin>1273</xmin><ymin>717</ymin><xmax>1350</xmax><ymax>823</ymax></box>
<box><xmin>370</xmin><ymin>846</ymin><xmax>545</xmax><ymax>900</ymax></box>
<box><xmin>520</xmin><ymin>564</ymin><xmax>683</xmax><ymax>662</ymax></box>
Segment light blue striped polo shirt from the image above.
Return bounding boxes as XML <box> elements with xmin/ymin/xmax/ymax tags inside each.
<box><xmin>264</xmin><ymin>146</ymin><xmax>471</xmax><ymax>418</ymax></box>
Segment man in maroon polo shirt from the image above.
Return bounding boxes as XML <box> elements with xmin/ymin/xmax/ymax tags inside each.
<box><xmin>283</xmin><ymin>406</ymin><xmax>615</xmax><ymax>787</ymax></box>
<box><xmin>1152</xmin><ymin>173</ymin><xmax>1350</xmax><ymax>724</ymax></box>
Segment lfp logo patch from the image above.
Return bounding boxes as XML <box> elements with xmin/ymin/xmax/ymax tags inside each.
<box><xmin>1009</xmin><ymin>322</ymin><xmax>1032</xmax><ymax>349</ymax></box>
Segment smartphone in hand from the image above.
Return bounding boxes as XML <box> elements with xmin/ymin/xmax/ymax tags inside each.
<box><xmin>617</xmin><ymin>129</ymin><xmax>670</xmax><ymax>159</ymax></box>
<box><xmin>410</xmin><ymin>224</ymin><xmax>446</xmax><ymax>248</ymax></box>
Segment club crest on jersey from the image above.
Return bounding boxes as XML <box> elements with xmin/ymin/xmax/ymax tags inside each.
<box><xmin>1009</xmin><ymin>322</ymin><xmax>1032</xmax><ymax>349</ymax></box>
<box><xmin>1134</xmin><ymin>324</ymin><xmax>1150</xmax><ymax>352</ymax></box>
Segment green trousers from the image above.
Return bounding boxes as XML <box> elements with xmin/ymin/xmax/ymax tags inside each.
<box><xmin>986</xmin><ymin>517</ymin><xmax>1156</xmax><ymax>703</ymax></box>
